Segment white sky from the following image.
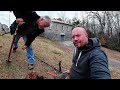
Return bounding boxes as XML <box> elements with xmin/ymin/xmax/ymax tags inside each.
<box><xmin>0</xmin><ymin>11</ymin><xmax>87</xmax><ymax>27</ymax></box>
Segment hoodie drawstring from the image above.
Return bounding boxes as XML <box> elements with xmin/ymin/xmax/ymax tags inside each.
<box><xmin>76</xmin><ymin>51</ymin><xmax>82</xmax><ymax>67</ymax></box>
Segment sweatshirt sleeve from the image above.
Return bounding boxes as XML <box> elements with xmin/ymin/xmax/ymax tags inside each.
<box><xmin>89</xmin><ymin>49</ymin><xmax>111</xmax><ymax>79</ymax></box>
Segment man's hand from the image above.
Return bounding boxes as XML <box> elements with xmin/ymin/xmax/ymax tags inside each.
<box><xmin>62</xmin><ymin>69</ymin><xmax>70</xmax><ymax>74</ymax></box>
<box><xmin>22</xmin><ymin>45</ymin><xmax>27</xmax><ymax>50</ymax></box>
<box><xmin>16</xmin><ymin>18</ymin><xmax>25</xmax><ymax>26</ymax></box>
<box><xmin>62</xmin><ymin>69</ymin><xmax>70</xmax><ymax>79</ymax></box>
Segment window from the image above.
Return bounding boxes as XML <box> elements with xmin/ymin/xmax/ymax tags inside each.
<box><xmin>49</xmin><ymin>23</ymin><xmax>53</xmax><ymax>29</ymax></box>
<box><xmin>62</xmin><ymin>25</ymin><xmax>63</xmax><ymax>31</ymax></box>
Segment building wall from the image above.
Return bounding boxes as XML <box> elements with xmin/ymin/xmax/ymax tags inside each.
<box><xmin>0</xmin><ymin>23</ymin><xmax>2</xmax><ymax>31</ymax></box>
<box><xmin>43</xmin><ymin>21</ymin><xmax>73</xmax><ymax>41</ymax></box>
<box><xmin>0</xmin><ymin>23</ymin><xmax>9</xmax><ymax>33</ymax></box>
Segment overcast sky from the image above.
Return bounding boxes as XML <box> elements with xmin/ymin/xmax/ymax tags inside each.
<box><xmin>0</xmin><ymin>11</ymin><xmax>87</xmax><ymax>27</ymax></box>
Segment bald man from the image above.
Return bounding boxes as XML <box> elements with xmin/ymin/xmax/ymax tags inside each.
<box><xmin>57</xmin><ymin>27</ymin><xmax>111</xmax><ymax>79</ymax></box>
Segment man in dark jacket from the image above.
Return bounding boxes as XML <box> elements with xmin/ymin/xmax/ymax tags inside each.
<box><xmin>10</xmin><ymin>11</ymin><xmax>51</xmax><ymax>70</ymax></box>
<box><xmin>57</xmin><ymin>27</ymin><xmax>111</xmax><ymax>79</ymax></box>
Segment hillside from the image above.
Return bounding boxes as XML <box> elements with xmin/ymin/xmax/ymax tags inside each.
<box><xmin>0</xmin><ymin>34</ymin><xmax>72</xmax><ymax>79</ymax></box>
<box><xmin>0</xmin><ymin>34</ymin><xmax>120</xmax><ymax>79</ymax></box>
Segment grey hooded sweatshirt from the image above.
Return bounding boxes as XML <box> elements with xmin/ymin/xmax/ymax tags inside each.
<box><xmin>69</xmin><ymin>38</ymin><xmax>111</xmax><ymax>79</ymax></box>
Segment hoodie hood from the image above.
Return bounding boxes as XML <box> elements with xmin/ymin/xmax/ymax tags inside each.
<box><xmin>78</xmin><ymin>38</ymin><xmax>101</xmax><ymax>52</ymax></box>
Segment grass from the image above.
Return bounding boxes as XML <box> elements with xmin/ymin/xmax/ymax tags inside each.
<box><xmin>0</xmin><ymin>33</ymin><xmax>120</xmax><ymax>79</ymax></box>
<box><xmin>0</xmin><ymin>34</ymin><xmax>72</xmax><ymax>79</ymax></box>
<box><xmin>5</xmin><ymin>63</ymin><xmax>17</xmax><ymax>71</ymax></box>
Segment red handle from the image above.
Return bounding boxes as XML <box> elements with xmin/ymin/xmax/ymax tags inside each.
<box><xmin>47</xmin><ymin>71</ymin><xmax>58</xmax><ymax>77</ymax></box>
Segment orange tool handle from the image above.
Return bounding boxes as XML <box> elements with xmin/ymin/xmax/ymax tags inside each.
<box><xmin>47</xmin><ymin>71</ymin><xmax>58</xmax><ymax>77</ymax></box>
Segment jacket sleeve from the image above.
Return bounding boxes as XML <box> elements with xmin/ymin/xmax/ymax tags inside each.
<box><xmin>10</xmin><ymin>20</ymin><xmax>17</xmax><ymax>35</ymax></box>
<box><xmin>25</xmin><ymin>29</ymin><xmax>44</xmax><ymax>47</ymax></box>
<box><xmin>13</xmin><ymin>11</ymin><xmax>40</xmax><ymax>22</ymax></box>
<box><xmin>30</xmin><ymin>11</ymin><xmax>40</xmax><ymax>21</ymax></box>
<box><xmin>89</xmin><ymin>49</ymin><xmax>111</xmax><ymax>79</ymax></box>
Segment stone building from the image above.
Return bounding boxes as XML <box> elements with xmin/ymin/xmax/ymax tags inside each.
<box><xmin>43</xmin><ymin>19</ymin><xmax>73</xmax><ymax>41</ymax></box>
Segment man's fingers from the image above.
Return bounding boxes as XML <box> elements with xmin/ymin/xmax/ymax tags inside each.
<box><xmin>22</xmin><ymin>45</ymin><xmax>27</xmax><ymax>50</ymax></box>
<box><xmin>18</xmin><ymin>22</ymin><xmax>25</xmax><ymax>26</ymax></box>
<box><xmin>62</xmin><ymin>70</ymin><xmax>70</xmax><ymax>74</ymax></box>
<box><xmin>16</xmin><ymin>18</ymin><xmax>25</xmax><ymax>26</ymax></box>
<box><xmin>16</xmin><ymin>18</ymin><xmax>24</xmax><ymax>23</ymax></box>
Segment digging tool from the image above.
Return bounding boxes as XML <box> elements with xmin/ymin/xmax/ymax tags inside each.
<box><xmin>58</xmin><ymin>61</ymin><xmax>62</xmax><ymax>73</ymax></box>
<box><xmin>47</xmin><ymin>71</ymin><xmax>58</xmax><ymax>77</ymax></box>
<box><xmin>6</xmin><ymin>25</ymin><xmax>19</xmax><ymax>63</ymax></box>
<box><xmin>35</xmin><ymin>55</ymin><xmax>62</xmax><ymax>73</ymax></box>
<box><xmin>34</xmin><ymin>56</ymin><xmax>64</xmax><ymax>78</ymax></box>
<box><xmin>46</xmin><ymin>61</ymin><xmax>63</xmax><ymax>79</ymax></box>
<box><xmin>47</xmin><ymin>71</ymin><xmax>59</xmax><ymax>79</ymax></box>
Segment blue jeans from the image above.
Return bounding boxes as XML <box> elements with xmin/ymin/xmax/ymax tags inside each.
<box><xmin>13</xmin><ymin>34</ymin><xmax>34</xmax><ymax>64</ymax></box>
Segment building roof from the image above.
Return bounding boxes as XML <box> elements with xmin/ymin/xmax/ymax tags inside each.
<box><xmin>52</xmin><ymin>19</ymin><xmax>73</xmax><ymax>26</ymax></box>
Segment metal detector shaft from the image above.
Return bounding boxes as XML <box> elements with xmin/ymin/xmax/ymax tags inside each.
<box><xmin>7</xmin><ymin>25</ymin><xmax>19</xmax><ymax>62</ymax></box>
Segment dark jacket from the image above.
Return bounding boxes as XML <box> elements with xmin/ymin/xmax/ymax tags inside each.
<box><xmin>69</xmin><ymin>38</ymin><xmax>111</xmax><ymax>79</ymax></box>
<box><xmin>10</xmin><ymin>11</ymin><xmax>44</xmax><ymax>47</ymax></box>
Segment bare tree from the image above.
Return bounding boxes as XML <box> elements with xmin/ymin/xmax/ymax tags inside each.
<box><xmin>88</xmin><ymin>11</ymin><xmax>107</xmax><ymax>35</ymax></box>
<box><xmin>112</xmin><ymin>11</ymin><xmax>120</xmax><ymax>44</ymax></box>
<box><xmin>105</xmin><ymin>11</ymin><xmax>114</xmax><ymax>38</ymax></box>
<box><xmin>57</xmin><ymin>11</ymin><xmax>68</xmax><ymax>22</ymax></box>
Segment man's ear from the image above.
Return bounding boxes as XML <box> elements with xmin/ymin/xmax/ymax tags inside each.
<box><xmin>36</xmin><ymin>18</ymin><xmax>41</xmax><ymax>24</ymax></box>
<box><xmin>40</xmin><ymin>18</ymin><xmax>44</xmax><ymax>21</ymax></box>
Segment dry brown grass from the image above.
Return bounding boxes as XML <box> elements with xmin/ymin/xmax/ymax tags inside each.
<box><xmin>109</xmin><ymin>66</ymin><xmax>120</xmax><ymax>79</ymax></box>
<box><xmin>0</xmin><ymin>34</ymin><xmax>72</xmax><ymax>79</ymax></box>
<box><xmin>0</xmin><ymin>34</ymin><xmax>120</xmax><ymax>79</ymax></box>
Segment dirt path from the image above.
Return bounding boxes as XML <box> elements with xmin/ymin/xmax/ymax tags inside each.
<box><xmin>108</xmin><ymin>59</ymin><xmax>120</xmax><ymax>69</ymax></box>
<box><xmin>101</xmin><ymin>47</ymin><xmax>120</xmax><ymax>61</ymax></box>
